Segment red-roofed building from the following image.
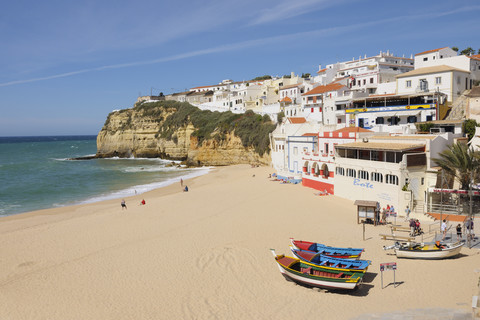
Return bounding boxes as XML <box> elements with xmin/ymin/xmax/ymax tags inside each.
<box><xmin>287</xmin><ymin>117</ymin><xmax>307</xmax><ymax>124</ymax></box>
<box><xmin>301</xmin><ymin>83</ymin><xmax>347</xmax><ymax>123</ymax></box>
<box><xmin>414</xmin><ymin>47</ymin><xmax>457</xmax><ymax>69</ymax></box>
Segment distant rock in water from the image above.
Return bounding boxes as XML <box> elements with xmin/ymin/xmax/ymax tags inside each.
<box><xmin>68</xmin><ymin>155</ymin><xmax>97</xmax><ymax>161</ymax></box>
<box><xmin>95</xmin><ymin>101</ymin><xmax>275</xmax><ymax>166</ymax></box>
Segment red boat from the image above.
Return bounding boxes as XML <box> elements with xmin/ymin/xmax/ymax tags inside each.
<box><xmin>290</xmin><ymin>238</ymin><xmax>364</xmax><ymax>259</ymax></box>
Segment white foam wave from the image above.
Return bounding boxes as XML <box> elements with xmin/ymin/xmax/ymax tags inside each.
<box><xmin>72</xmin><ymin>167</ymin><xmax>211</xmax><ymax>206</ymax></box>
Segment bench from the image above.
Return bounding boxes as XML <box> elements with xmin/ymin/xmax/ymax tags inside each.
<box><xmin>391</xmin><ymin>226</ymin><xmax>411</xmax><ymax>233</ymax></box>
<box><xmin>379</xmin><ymin>233</ymin><xmax>415</xmax><ymax>241</ymax></box>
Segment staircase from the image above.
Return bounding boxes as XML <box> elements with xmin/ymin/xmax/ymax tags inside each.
<box><xmin>412</xmin><ymin>199</ymin><xmax>436</xmax><ymax>222</ymax></box>
<box><xmin>445</xmin><ymin>90</ymin><xmax>470</xmax><ymax>120</ymax></box>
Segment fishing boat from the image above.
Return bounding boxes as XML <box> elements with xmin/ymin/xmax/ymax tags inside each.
<box><xmin>383</xmin><ymin>241</ymin><xmax>464</xmax><ymax>259</ymax></box>
<box><xmin>271</xmin><ymin>249</ymin><xmax>364</xmax><ymax>290</ymax></box>
<box><xmin>289</xmin><ymin>246</ymin><xmax>370</xmax><ymax>272</ymax></box>
<box><xmin>290</xmin><ymin>238</ymin><xmax>364</xmax><ymax>259</ymax></box>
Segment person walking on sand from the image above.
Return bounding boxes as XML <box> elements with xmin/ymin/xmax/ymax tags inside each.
<box><xmin>121</xmin><ymin>199</ymin><xmax>127</xmax><ymax>210</ymax></box>
<box><xmin>180</xmin><ymin>178</ymin><xmax>183</xmax><ymax>187</ymax></box>
<box><xmin>441</xmin><ymin>219</ymin><xmax>447</xmax><ymax>240</ymax></box>
<box><xmin>456</xmin><ymin>224</ymin><xmax>462</xmax><ymax>241</ymax></box>
<box><xmin>405</xmin><ymin>205</ymin><xmax>411</xmax><ymax>221</ymax></box>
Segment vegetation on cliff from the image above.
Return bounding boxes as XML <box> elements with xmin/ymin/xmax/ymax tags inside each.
<box><xmin>106</xmin><ymin>100</ymin><xmax>277</xmax><ymax>156</ymax></box>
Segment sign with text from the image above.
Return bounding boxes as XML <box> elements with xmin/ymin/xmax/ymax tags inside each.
<box><xmin>380</xmin><ymin>262</ymin><xmax>397</xmax><ymax>288</ymax></box>
<box><xmin>380</xmin><ymin>262</ymin><xmax>397</xmax><ymax>271</ymax></box>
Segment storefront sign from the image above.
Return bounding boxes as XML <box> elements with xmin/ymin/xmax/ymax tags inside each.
<box><xmin>353</xmin><ymin>179</ymin><xmax>374</xmax><ymax>189</ymax></box>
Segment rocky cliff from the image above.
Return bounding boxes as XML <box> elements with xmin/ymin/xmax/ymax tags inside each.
<box><xmin>96</xmin><ymin>101</ymin><xmax>275</xmax><ymax>166</ymax></box>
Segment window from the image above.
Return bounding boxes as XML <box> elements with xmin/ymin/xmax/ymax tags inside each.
<box><xmin>423</xmin><ymin>57</ymin><xmax>428</xmax><ymax>61</ymax></box>
<box><xmin>347</xmin><ymin>168</ymin><xmax>356</xmax><ymax>178</ymax></box>
<box><xmin>363</xmin><ymin>79</ymin><xmax>366</xmax><ymax>85</ymax></box>
<box><xmin>406</xmin><ymin>80</ymin><xmax>412</xmax><ymax>88</ymax></box>
<box><xmin>358</xmin><ymin>170</ymin><xmax>369</xmax><ymax>180</ymax></box>
<box><xmin>407</xmin><ymin>116</ymin><xmax>417</xmax><ymax>123</ymax></box>
<box><xmin>336</xmin><ymin>167</ymin><xmax>345</xmax><ymax>176</ymax></box>
<box><xmin>419</xmin><ymin>79</ymin><xmax>428</xmax><ymax>91</ymax></box>
<box><xmin>370</xmin><ymin>78</ymin><xmax>374</xmax><ymax>84</ymax></box>
<box><xmin>372</xmin><ymin>172</ymin><xmax>383</xmax><ymax>182</ymax></box>
<box><xmin>435</xmin><ymin>77</ymin><xmax>441</xmax><ymax>84</ymax></box>
<box><xmin>376</xmin><ymin>117</ymin><xmax>385</xmax><ymax>125</ymax></box>
<box><xmin>386</xmin><ymin>174</ymin><xmax>399</xmax><ymax>185</ymax></box>
<box><xmin>421</xmin><ymin>177</ymin><xmax>424</xmax><ymax>185</ymax></box>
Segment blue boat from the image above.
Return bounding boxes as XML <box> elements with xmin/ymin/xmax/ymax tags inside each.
<box><xmin>290</xmin><ymin>238</ymin><xmax>364</xmax><ymax>259</ymax></box>
<box><xmin>290</xmin><ymin>246</ymin><xmax>370</xmax><ymax>272</ymax></box>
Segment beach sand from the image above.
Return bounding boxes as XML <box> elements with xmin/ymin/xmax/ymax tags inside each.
<box><xmin>0</xmin><ymin>164</ymin><xmax>478</xmax><ymax>319</ymax></box>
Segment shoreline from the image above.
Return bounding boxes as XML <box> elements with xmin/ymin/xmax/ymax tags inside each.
<box><xmin>0</xmin><ymin>164</ymin><xmax>478</xmax><ymax>319</ymax></box>
<box><xmin>1</xmin><ymin>163</ymin><xmax>211</xmax><ymax>218</ymax></box>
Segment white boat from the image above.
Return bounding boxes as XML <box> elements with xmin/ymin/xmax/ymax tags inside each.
<box><xmin>384</xmin><ymin>241</ymin><xmax>464</xmax><ymax>259</ymax></box>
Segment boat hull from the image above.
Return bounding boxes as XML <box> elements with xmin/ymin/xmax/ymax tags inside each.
<box><xmin>395</xmin><ymin>242</ymin><xmax>463</xmax><ymax>259</ymax></box>
<box><xmin>278</xmin><ymin>264</ymin><xmax>359</xmax><ymax>290</ymax></box>
<box><xmin>290</xmin><ymin>246</ymin><xmax>370</xmax><ymax>272</ymax></box>
<box><xmin>271</xmin><ymin>250</ymin><xmax>363</xmax><ymax>291</ymax></box>
<box><xmin>290</xmin><ymin>238</ymin><xmax>363</xmax><ymax>259</ymax></box>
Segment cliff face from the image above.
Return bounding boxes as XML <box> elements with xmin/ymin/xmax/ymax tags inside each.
<box><xmin>96</xmin><ymin>106</ymin><xmax>271</xmax><ymax>166</ymax></box>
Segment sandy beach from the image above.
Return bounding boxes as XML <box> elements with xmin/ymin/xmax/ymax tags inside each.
<box><xmin>1</xmin><ymin>164</ymin><xmax>479</xmax><ymax>319</ymax></box>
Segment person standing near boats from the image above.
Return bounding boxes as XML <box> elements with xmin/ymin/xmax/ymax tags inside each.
<box><xmin>456</xmin><ymin>224</ymin><xmax>462</xmax><ymax>241</ymax></box>
<box><xmin>441</xmin><ymin>219</ymin><xmax>447</xmax><ymax>240</ymax></box>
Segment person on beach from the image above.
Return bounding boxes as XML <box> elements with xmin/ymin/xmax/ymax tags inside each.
<box><xmin>441</xmin><ymin>219</ymin><xmax>447</xmax><ymax>240</ymax></box>
<box><xmin>409</xmin><ymin>219</ymin><xmax>416</xmax><ymax>236</ymax></box>
<box><xmin>381</xmin><ymin>208</ymin><xmax>387</xmax><ymax>224</ymax></box>
<box><xmin>183</xmin><ymin>186</ymin><xmax>188</xmax><ymax>192</ymax></box>
<box><xmin>180</xmin><ymin>178</ymin><xmax>183</xmax><ymax>187</ymax></box>
<box><xmin>456</xmin><ymin>224</ymin><xmax>462</xmax><ymax>241</ymax></box>
<box><xmin>405</xmin><ymin>205</ymin><xmax>410</xmax><ymax>221</ymax></box>
<box><xmin>140</xmin><ymin>199</ymin><xmax>146</xmax><ymax>205</ymax></box>
<box><xmin>121</xmin><ymin>199</ymin><xmax>127</xmax><ymax>210</ymax></box>
<box><xmin>466</xmin><ymin>217</ymin><xmax>474</xmax><ymax>240</ymax></box>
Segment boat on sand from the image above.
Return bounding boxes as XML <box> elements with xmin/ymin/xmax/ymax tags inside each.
<box><xmin>383</xmin><ymin>241</ymin><xmax>464</xmax><ymax>259</ymax></box>
<box><xmin>289</xmin><ymin>246</ymin><xmax>370</xmax><ymax>272</ymax></box>
<box><xmin>270</xmin><ymin>249</ymin><xmax>364</xmax><ymax>290</ymax></box>
<box><xmin>290</xmin><ymin>238</ymin><xmax>364</xmax><ymax>259</ymax></box>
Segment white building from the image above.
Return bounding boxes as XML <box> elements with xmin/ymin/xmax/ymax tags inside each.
<box><xmin>396</xmin><ymin>65</ymin><xmax>472</xmax><ymax>103</ymax></box>
<box><xmin>336</xmin><ymin>51</ymin><xmax>414</xmax><ymax>95</ymax></box>
<box><xmin>301</xmin><ymin>127</ymin><xmax>373</xmax><ymax>194</ymax></box>
<box><xmin>333</xmin><ymin>133</ymin><xmax>459</xmax><ymax>212</ymax></box>
<box><xmin>270</xmin><ymin>117</ymin><xmax>319</xmax><ymax>182</ymax></box>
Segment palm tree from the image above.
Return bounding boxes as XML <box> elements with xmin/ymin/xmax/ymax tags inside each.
<box><xmin>433</xmin><ymin>142</ymin><xmax>480</xmax><ymax>190</ymax></box>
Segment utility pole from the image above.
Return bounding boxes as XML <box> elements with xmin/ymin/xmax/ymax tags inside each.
<box><xmin>469</xmin><ymin>171</ymin><xmax>473</xmax><ymax>248</ymax></box>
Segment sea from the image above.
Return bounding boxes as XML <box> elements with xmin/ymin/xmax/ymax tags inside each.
<box><xmin>0</xmin><ymin>135</ymin><xmax>210</xmax><ymax>217</ymax></box>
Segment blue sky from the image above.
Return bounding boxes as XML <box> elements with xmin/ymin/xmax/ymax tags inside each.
<box><xmin>1</xmin><ymin>0</ymin><xmax>479</xmax><ymax>136</ymax></box>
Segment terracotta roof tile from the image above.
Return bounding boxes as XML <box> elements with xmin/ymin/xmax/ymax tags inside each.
<box><xmin>287</xmin><ymin>117</ymin><xmax>307</xmax><ymax>124</ymax></box>
<box><xmin>303</xmin><ymin>83</ymin><xmax>344</xmax><ymax>96</ymax></box>
<box><xmin>317</xmin><ymin>68</ymin><xmax>327</xmax><ymax>74</ymax></box>
<box><xmin>333</xmin><ymin>127</ymin><xmax>372</xmax><ymax>133</ymax></box>
<box><xmin>415</xmin><ymin>47</ymin><xmax>449</xmax><ymax>56</ymax></box>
